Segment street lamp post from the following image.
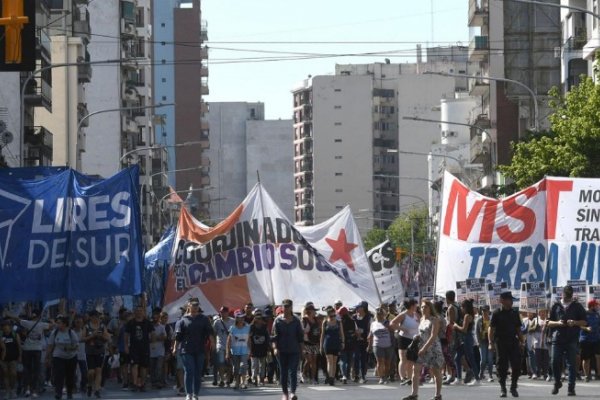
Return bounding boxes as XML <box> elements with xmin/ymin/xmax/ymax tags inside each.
<box><xmin>402</xmin><ymin>116</ymin><xmax>488</xmax><ymax>134</ymax></box>
<box><xmin>76</xmin><ymin>103</ymin><xmax>175</xmax><ymax>135</ymax></box>
<box><xmin>424</xmin><ymin>71</ymin><xmax>540</xmax><ymax>132</ymax></box>
<box><xmin>20</xmin><ymin>58</ymin><xmax>123</xmax><ymax>165</ymax></box>
<box><xmin>119</xmin><ymin>140</ymin><xmax>205</xmax><ymax>164</ymax></box>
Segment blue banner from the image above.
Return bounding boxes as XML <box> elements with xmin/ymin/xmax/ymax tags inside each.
<box><xmin>0</xmin><ymin>166</ymin><xmax>143</xmax><ymax>303</ymax></box>
<box><xmin>144</xmin><ymin>227</ymin><xmax>174</xmax><ymax>308</ymax></box>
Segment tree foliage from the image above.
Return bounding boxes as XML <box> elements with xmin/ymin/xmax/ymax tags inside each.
<box><xmin>362</xmin><ymin>207</ymin><xmax>433</xmax><ymax>259</ymax></box>
<box><xmin>500</xmin><ymin>74</ymin><xmax>600</xmax><ymax>188</ymax></box>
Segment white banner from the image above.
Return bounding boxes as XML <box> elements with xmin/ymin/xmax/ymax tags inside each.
<box><xmin>436</xmin><ymin>172</ymin><xmax>600</xmax><ymax>295</ymax></box>
<box><xmin>366</xmin><ymin>240</ymin><xmax>404</xmax><ymax>304</ymax></box>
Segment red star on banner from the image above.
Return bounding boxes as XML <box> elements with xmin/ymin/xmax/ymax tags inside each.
<box><xmin>325</xmin><ymin>229</ymin><xmax>358</xmax><ymax>271</ymax></box>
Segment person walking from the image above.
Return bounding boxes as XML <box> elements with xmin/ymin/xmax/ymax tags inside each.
<box><xmin>124</xmin><ymin>305</ymin><xmax>154</xmax><ymax>392</ymax></box>
<box><xmin>353</xmin><ymin>301</ymin><xmax>372</xmax><ymax>384</ymax></box>
<box><xmin>320</xmin><ymin>306</ymin><xmax>344</xmax><ymax>386</ymax></box>
<box><xmin>580</xmin><ymin>299</ymin><xmax>600</xmax><ymax>382</ymax></box>
<box><xmin>82</xmin><ymin>311</ymin><xmax>110</xmax><ymax>398</ymax></box>
<box><xmin>272</xmin><ymin>299</ymin><xmax>304</xmax><ymax>400</ymax></box>
<box><xmin>548</xmin><ymin>285</ymin><xmax>587</xmax><ymax>396</ymax></box>
<box><xmin>400</xmin><ymin>299</ymin><xmax>445</xmax><ymax>400</ymax></box>
<box><xmin>226</xmin><ymin>310</ymin><xmax>251</xmax><ymax>390</ymax></box>
<box><xmin>337</xmin><ymin>307</ymin><xmax>355</xmax><ymax>384</ymax></box>
<box><xmin>173</xmin><ymin>298</ymin><xmax>215</xmax><ymax>400</ymax></box>
<box><xmin>489</xmin><ymin>291</ymin><xmax>523</xmax><ymax>398</ymax></box>
<box><xmin>46</xmin><ymin>316</ymin><xmax>79</xmax><ymax>400</ymax></box>
<box><xmin>391</xmin><ymin>299</ymin><xmax>419</xmax><ymax>385</ymax></box>
<box><xmin>368</xmin><ymin>307</ymin><xmax>392</xmax><ymax>385</ymax></box>
<box><xmin>149</xmin><ymin>309</ymin><xmax>167</xmax><ymax>389</ymax></box>
<box><xmin>212</xmin><ymin>306</ymin><xmax>233</xmax><ymax>387</ymax></box>
<box><xmin>301</xmin><ymin>303</ymin><xmax>320</xmax><ymax>384</ymax></box>
<box><xmin>1</xmin><ymin>320</ymin><xmax>21</xmax><ymax>400</ymax></box>
<box><xmin>476</xmin><ymin>306</ymin><xmax>494</xmax><ymax>382</ymax></box>
<box><xmin>452</xmin><ymin>299</ymin><xmax>480</xmax><ymax>385</ymax></box>
<box><xmin>249</xmin><ymin>310</ymin><xmax>270</xmax><ymax>386</ymax></box>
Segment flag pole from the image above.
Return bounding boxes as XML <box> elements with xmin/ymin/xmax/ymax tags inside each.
<box><xmin>256</xmin><ymin>170</ymin><xmax>276</xmax><ymax>304</ymax></box>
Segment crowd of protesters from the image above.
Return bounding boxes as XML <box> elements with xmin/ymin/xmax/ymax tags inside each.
<box><xmin>0</xmin><ymin>285</ymin><xmax>599</xmax><ymax>400</ymax></box>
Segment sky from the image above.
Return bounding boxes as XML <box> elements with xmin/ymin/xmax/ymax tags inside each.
<box><xmin>202</xmin><ymin>0</ymin><xmax>470</xmax><ymax>119</ymax></box>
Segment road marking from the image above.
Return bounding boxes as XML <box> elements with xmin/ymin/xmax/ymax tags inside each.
<box><xmin>308</xmin><ymin>386</ymin><xmax>345</xmax><ymax>391</ymax></box>
<box><xmin>361</xmin><ymin>384</ymin><xmax>396</xmax><ymax>390</ymax></box>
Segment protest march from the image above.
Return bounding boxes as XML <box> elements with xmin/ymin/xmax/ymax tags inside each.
<box><xmin>1</xmin><ymin>167</ymin><xmax>600</xmax><ymax>400</ymax></box>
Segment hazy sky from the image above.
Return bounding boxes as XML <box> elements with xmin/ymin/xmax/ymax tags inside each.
<box><xmin>202</xmin><ymin>0</ymin><xmax>470</xmax><ymax>119</ymax></box>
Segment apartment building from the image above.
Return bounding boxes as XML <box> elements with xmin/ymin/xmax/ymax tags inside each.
<box><xmin>467</xmin><ymin>0</ymin><xmax>561</xmax><ymax>187</ymax></box>
<box><xmin>206</xmin><ymin>102</ymin><xmax>293</xmax><ymax>220</ymax></box>
<box><xmin>292</xmin><ymin>48</ymin><xmax>470</xmax><ymax>235</ymax></box>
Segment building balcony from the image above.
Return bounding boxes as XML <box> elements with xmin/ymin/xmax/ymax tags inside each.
<box><xmin>201</xmin><ymin>101</ymin><xmax>209</xmax><ymax>115</ymax></box>
<box><xmin>78</xmin><ymin>63</ymin><xmax>92</xmax><ymax>83</ymax></box>
<box><xmin>200</xmin><ymin>118</ymin><xmax>209</xmax><ymax>131</ymax></box>
<box><xmin>468</xmin><ymin>35</ymin><xmax>489</xmax><ymax>61</ymax></box>
<box><xmin>73</xmin><ymin>13</ymin><xmax>91</xmax><ymax>44</ymax></box>
<box><xmin>24</xmin><ymin>79</ymin><xmax>52</xmax><ymax>109</ymax></box>
<box><xmin>564</xmin><ymin>35</ymin><xmax>587</xmax><ymax>52</ymax></box>
<box><xmin>121</xmin><ymin>19</ymin><xmax>136</xmax><ymax>37</ymax></box>
<box><xmin>200</xmin><ymin>155</ymin><xmax>210</xmax><ymax>167</ymax></box>
<box><xmin>201</xmin><ymin>82</ymin><xmax>209</xmax><ymax>95</ymax></box>
<box><xmin>472</xmin><ymin>113</ymin><xmax>491</xmax><ymax>130</ymax></box>
<box><xmin>122</xmin><ymin>116</ymin><xmax>139</xmax><ymax>134</ymax></box>
<box><xmin>201</xmin><ymin>20</ymin><xmax>208</xmax><ymax>41</ymax></box>
<box><xmin>199</xmin><ymin>139</ymin><xmax>210</xmax><ymax>149</ymax></box>
<box><xmin>24</xmin><ymin>126</ymin><xmax>53</xmax><ymax>165</ymax></box>
<box><xmin>36</xmin><ymin>29</ymin><xmax>51</xmax><ymax>61</ymax></box>
<box><xmin>122</xmin><ymin>85</ymin><xmax>139</xmax><ymax>102</ymax></box>
<box><xmin>78</xmin><ymin>103</ymin><xmax>89</xmax><ymax>128</ymax></box>
<box><xmin>200</xmin><ymin>47</ymin><xmax>209</xmax><ymax>59</ymax></box>
<box><xmin>200</xmin><ymin>65</ymin><xmax>209</xmax><ymax>77</ymax></box>
<box><xmin>470</xmin><ymin>133</ymin><xmax>490</xmax><ymax>164</ymax></box>
<box><xmin>468</xmin><ymin>0</ymin><xmax>488</xmax><ymax>27</ymax></box>
<box><xmin>468</xmin><ymin>77</ymin><xmax>490</xmax><ymax>97</ymax></box>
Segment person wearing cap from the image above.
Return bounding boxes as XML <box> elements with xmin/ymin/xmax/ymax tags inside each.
<box><xmin>301</xmin><ymin>302</ymin><xmax>320</xmax><ymax>384</ymax></box>
<box><xmin>82</xmin><ymin>310</ymin><xmax>110</xmax><ymax>398</ymax></box>
<box><xmin>0</xmin><ymin>319</ymin><xmax>21</xmax><ymax>400</ymax></box>
<box><xmin>173</xmin><ymin>298</ymin><xmax>215</xmax><ymax>400</ymax></box>
<box><xmin>489</xmin><ymin>291</ymin><xmax>524</xmax><ymax>398</ymax></box>
<box><xmin>334</xmin><ymin>300</ymin><xmax>343</xmax><ymax>311</ymax></box>
<box><xmin>337</xmin><ymin>306</ymin><xmax>355</xmax><ymax>384</ymax></box>
<box><xmin>212</xmin><ymin>306</ymin><xmax>233</xmax><ymax>388</ymax></box>
<box><xmin>272</xmin><ymin>299</ymin><xmax>304</xmax><ymax>400</ymax></box>
<box><xmin>226</xmin><ymin>309</ymin><xmax>251</xmax><ymax>389</ymax></box>
<box><xmin>548</xmin><ymin>285</ymin><xmax>587</xmax><ymax>396</ymax></box>
<box><xmin>580</xmin><ymin>299</ymin><xmax>600</xmax><ymax>382</ymax></box>
<box><xmin>353</xmin><ymin>300</ymin><xmax>372</xmax><ymax>384</ymax></box>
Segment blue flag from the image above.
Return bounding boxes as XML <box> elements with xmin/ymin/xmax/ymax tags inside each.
<box><xmin>144</xmin><ymin>227</ymin><xmax>174</xmax><ymax>308</ymax></box>
<box><xmin>0</xmin><ymin>166</ymin><xmax>143</xmax><ymax>303</ymax></box>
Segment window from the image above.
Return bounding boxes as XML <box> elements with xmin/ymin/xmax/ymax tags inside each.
<box><xmin>161</xmin><ymin>78</ymin><xmax>166</xmax><ymax>83</ymax></box>
<box><xmin>162</xmin><ymin>96</ymin><xmax>167</xmax><ymax>101</ymax></box>
<box><xmin>334</xmin><ymin>139</ymin><xmax>342</xmax><ymax>143</ymax></box>
<box><xmin>335</xmin><ymin>206</ymin><xmax>344</xmax><ymax>210</ymax></box>
<box><xmin>334</xmin><ymin>105</ymin><xmax>342</xmax><ymax>109</ymax></box>
<box><xmin>161</xmin><ymin>23</ymin><xmax>166</xmax><ymax>27</ymax></box>
<box><xmin>335</xmin><ymin>172</ymin><xmax>343</xmax><ymax>176</ymax></box>
<box><xmin>335</xmin><ymin>155</ymin><xmax>342</xmax><ymax>159</ymax></box>
<box><xmin>335</xmin><ymin>189</ymin><xmax>343</xmax><ymax>193</ymax></box>
<box><xmin>334</xmin><ymin>122</ymin><xmax>342</xmax><ymax>126</ymax></box>
<box><xmin>334</xmin><ymin>88</ymin><xmax>342</xmax><ymax>92</ymax></box>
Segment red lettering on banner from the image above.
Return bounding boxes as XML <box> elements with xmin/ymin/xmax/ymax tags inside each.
<box><xmin>541</xmin><ymin>179</ymin><xmax>574</xmax><ymax>240</ymax></box>
<box><xmin>443</xmin><ymin>180</ymin><xmax>498</xmax><ymax>241</ymax></box>
<box><xmin>497</xmin><ymin>187</ymin><xmax>537</xmax><ymax>243</ymax></box>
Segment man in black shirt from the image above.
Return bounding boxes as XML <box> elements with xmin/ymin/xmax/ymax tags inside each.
<box><xmin>124</xmin><ymin>306</ymin><xmax>154</xmax><ymax>392</ymax></box>
<box><xmin>547</xmin><ymin>285</ymin><xmax>587</xmax><ymax>396</ymax></box>
<box><xmin>489</xmin><ymin>291</ymin><xmax>523</xmax><ymax>398</ymax></box>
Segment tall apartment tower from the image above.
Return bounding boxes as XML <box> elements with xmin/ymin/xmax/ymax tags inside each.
<box><xmin>292</xmin><ymin>50</ymin><xmax>469</xmax><ymax>235</ymax></box>
<box><xmin>467</xmin><ymin>0</ymin><xmax>561</xmax><ymax>187</ymax></box>
<box><xmin>0</xmin><ymin>0</ymin><xmax>53</xmax><ymax>168</ymax></box>
<box><xmin>153</xmin><ymin>0</ymin><xmax>210</xmax><ymax>217</ymax></box>
<box><xmin>84</xmin><ymin>0</ymin><xmax>157</xmax><ymax>246</ymax></box>
<box><xmin>35</xmin><ymin>0</ymin><xmax>91</xmax><ymax>170</ymax></box>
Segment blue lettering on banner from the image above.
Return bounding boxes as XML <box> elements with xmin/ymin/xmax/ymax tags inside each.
<box><xmin>0</xmin><ymin>167</ymin><xmax>143</xmax><ymax>303</ymax></box>
<box><xmin>464</xmin><ymin>242</ymin><xmax>600</xmax><ymax>290</ymax></box>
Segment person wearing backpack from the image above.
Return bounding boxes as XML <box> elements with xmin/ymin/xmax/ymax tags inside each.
<box><xmin>1</xmin><ymin>319</ymin><xmax>21</xmax><ymax>400</ymax></box>
<box><xmin>45</xmin><ymin>316</ymin><xmax>79</xmax><ymax>400</ymax></box>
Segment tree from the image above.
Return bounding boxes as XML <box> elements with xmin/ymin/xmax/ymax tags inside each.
<box><xmin>500</xmin><ymin>73</ymin><xmax>600</xmax><ymax>188</ymax></box>
<box><xmin>362</xmin><ymin>227</ymin><xmax>387</xmax><ymax>251</ymax></box>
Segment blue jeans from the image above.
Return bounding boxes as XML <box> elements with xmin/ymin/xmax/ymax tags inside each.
<box><xmin>551</xmin><ymin>341</ymin><xmax>578</xmax><ymax>390</ymax></box>
<box><xmin>340</xmin><ymin>348</ymin><xmax>353</xmax><ymax>378</ymax></box>
<box><xmin>278</xmin><ymin>352</ymin><xmax>300</xmax><ymax>395</ymax></box>
<box><xmin>479</xmin><ymin>341</ymin><xmax>494</xmax><ymax>378</ymax></box>
<box><xmin>181</xmin><ymin>352</ymin><xmax>205</xmax><ymax>396</ymax></box>
<box><xmin>526</xmin><ymin>345</ymin><xmax>537</xmax><ymax>376</ymax></box>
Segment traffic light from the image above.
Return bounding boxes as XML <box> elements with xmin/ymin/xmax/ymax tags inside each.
<box><xmin>0</xmin><ymin>0</ymin><xmax>35</xmax><ymax>71</ymax></box>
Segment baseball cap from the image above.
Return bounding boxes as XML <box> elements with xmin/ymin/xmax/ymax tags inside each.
<box><xmin>355</xmin><ymin>301</ymin><xmax>368</xmax><ymax>310</ymax></box>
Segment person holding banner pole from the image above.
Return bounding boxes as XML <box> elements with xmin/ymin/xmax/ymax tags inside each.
<box><xmin>548</xmin><ymin>285</ymin><xmax>587</xmax><ymax>396</ymax></box>
<box><xmin>489</xmin><ymin>291</ymin><xmax>523</xmax><ymax>398</ymax></box>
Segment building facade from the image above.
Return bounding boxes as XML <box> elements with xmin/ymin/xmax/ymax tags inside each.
<box><xmin>293</xmin><ymin>50</ymin><xmax>472</xmax><ymax>235</ymax></box>
<box><xmin>207</xmin><ymin>102</ymin><xmax>293</xmax><ymax>220</ymax></box>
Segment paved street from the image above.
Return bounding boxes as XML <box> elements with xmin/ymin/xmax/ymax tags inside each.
<box><xmin>54</xmin><ymin>377</ymin><xmax>600</xmax><ymax>400</ymax></box>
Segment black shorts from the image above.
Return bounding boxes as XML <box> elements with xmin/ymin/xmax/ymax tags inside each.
<box><xmin>86</xmin><ymin>354</ymin><xmax>104</xmax><ymax>370</ymax></box>
<box><xmin>324</xmin><ymin>348</ymin><xmax>340</xmax><ymax>356</ymax></box>
<box><xmin>398</xmin><ymin>337</ymin><xmax>412</xmax><ymax>350</ymax></box>
<box><xmin>129</xmin><ymin>351</ymin><xmax>150</xmax><ymax>368</ymax></box>
<box><xmin>580</xmin><ymin>341</ymin><xmax>600</xmax><ymax>360</ymax></box>
<box><xmin>119</xmin><ymin>353</ymin><xmax>130</xmax><ymax>366</ymax></box>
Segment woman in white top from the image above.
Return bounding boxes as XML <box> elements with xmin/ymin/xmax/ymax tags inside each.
<box><xmin>390</xmin><ymin>299</ymin><xmax>420</xmax><ymax>384</ymax></box>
